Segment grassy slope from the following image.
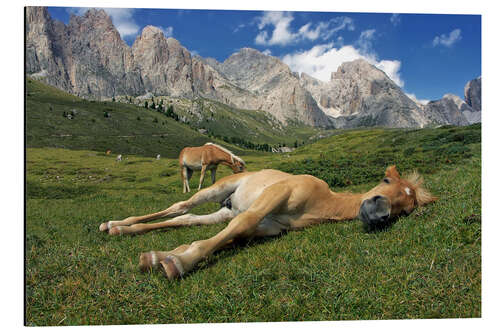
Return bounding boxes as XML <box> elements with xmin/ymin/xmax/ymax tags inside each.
<box><xmin>26</xmin><ymin>78</ymin><xmax>259</xmax><ymax>158</ymax></box>
<box><xmin>122</xmin><ymin>94</ymin><xmax>328</xmax><ymax>147</ymax></box>
<box><xmin>25</xmin><ymin>125</ymin><xmax>481</xmax><ymax>325</ymax></box>
<box><xmin>26</xmin><ymin>78</ymin><xmax>326</xmax><ymax>156</ymax></box>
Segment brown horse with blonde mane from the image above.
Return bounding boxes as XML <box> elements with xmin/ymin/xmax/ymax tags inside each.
<box><xmin>100</xmin><ymin>165</ymin><xmax>436</xmax><ymax>280</ymax></box>
<box><xmin>178</xmin><ymin>143</ymin><xmax>246</xmax><ymax>193</ymax></box>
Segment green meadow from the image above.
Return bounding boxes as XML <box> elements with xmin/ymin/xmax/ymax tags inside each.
<box><xmin>26</xmin><ymin>78</ymin><xmax>481</xmax><ymax>325</ymax></box>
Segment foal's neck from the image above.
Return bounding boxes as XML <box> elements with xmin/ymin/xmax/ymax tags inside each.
<box><xmin>220</xmin><ymin>150</ymin><xmax>234</xmax><ymax>164</ymax></box>
<box><xmin>323</xmin><ymin>191</ymin><xmax>365</xmax><ymax>221</ymax></box>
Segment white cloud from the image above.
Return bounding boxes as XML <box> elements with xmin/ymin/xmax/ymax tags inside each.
<box><xmin>262</xmin><ymin>49</ymin><xmax>273</xmax><ymax>56</ymax></box>
<box><xmin>432</xmin><ymin>28</ymin><xmax>462</xmax><ymax>47</ymax></box>
<box><xmin>233</xmin><ymin>23</ymin><xmax>246</xmax><ymax>33</ymax></box>
<box><xmin>356</xmin><ymin>29</ymin><xmax>376</xmax><ymax>54</ymax></box>
<box><xmin>256</xmin><ymin>11</ymin><xmax>296</xmax><ymax>46</ymax></box>
<box><xmin>254</xmin><ymin>11</ymin><xmax>354</xmax><ymax>46</ymax></box>
<box><xmin>283</xmin><ymin>43</ymin><xmax>359</xmax><ymax>82</ymax></box>
<box><xmin>103</xmin><ymin>8</ymin><xmax>139</xmax><ymax>37</ymax></box>
<box><xmin>390</xmin><ymin>14</ymin><xmax>401</xmax><ymax>26</ymax></box>
<box><xmin>282</xmin><ymin>43</ymin><xmax>404</xmax><ymax>87</ymax></box>
<box><xmin>160</xmin><ymin>26</ymin><xmax>174</xmax><ymax>38</ymax></box>
<box><xmin>255</xmin><ymin>31</ymin><xmax>270</xmax><ymax>45</ymax></box>
<box><xmin>67</xmin><ymin>7</ymin><xmax>140</xmax><ymax>38</ymax></box>
<box><xmin>375</xmin><ymin>60</ymin><xmax>404</xmax><ymax>87</ymax></box>
<box><xmin>406</xmin><ymin>93</ymin><xmax>429</xmax><ymax>105</ymax></box>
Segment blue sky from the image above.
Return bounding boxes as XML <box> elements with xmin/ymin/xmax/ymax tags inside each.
<box><xmin>47</xmin><ymin>7</ymin><xmax>481</xmax><ymax>104</ymax></box>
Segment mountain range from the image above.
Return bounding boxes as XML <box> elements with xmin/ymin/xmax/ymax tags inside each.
<box><xmin>25</xmin><ymin>7</ymin><xmax>481</xmax><ymax>129</ymax></box>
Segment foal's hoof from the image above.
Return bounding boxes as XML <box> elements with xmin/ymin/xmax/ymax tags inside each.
<box><xmin>139</xmin><ymin>252</ymin><xmax>158</xmax><ymax>272</ymax></box>
<box><xmin>99</xmin><ymin>222</ymin><xmax>111</xmax><ymax>232</ymax></box>
<box><xmin>160</xmin><ymin>255</ymin><xmax>185</xmax><ymax>280</ymax></box>
<box><xmin>108</xmin><ymin>226</ymin><xmax>123</xmax><ymax>236</ymax></box>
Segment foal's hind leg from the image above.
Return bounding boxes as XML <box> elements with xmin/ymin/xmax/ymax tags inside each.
<box><xmin>151</xmin><ymin>185</ymin><xmax>292</xmax><ymax>279</ymax></box>
<box><xmin>135</xmin><ymin>208</ymin><xmax>235</xmax><ymax>270</ymax></box>
<box><xmin>109</xmin><ymin>207</ymin><xmax>234</xmax><ymax>236</ymax></box>
<box><xmin>182</xmin><ymin>166</ymin><xmax>193</xmax><ymax>193</ymax></box>
<box><xmin>139</xmin><ymin>244</ymin><xmax>190</xmax><ymax>272</ymax></box>
<box><xmin>100</xmin><ymin>173</ymin><xmax>245</xmax><ymax>233</ymax></box>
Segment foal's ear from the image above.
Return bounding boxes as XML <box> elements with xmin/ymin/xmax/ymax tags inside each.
<box><xmin>385</xmin><ymin>165</ymin><xmax>401</xmax><ymax>179</ymax></box>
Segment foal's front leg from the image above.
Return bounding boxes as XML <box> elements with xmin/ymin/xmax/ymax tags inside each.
<box><xmin>109</xmin><ymin>207</ymin><xmax>234</xmax><ymax>236</ymax></box>
<box><xmin>198</xmin><ymin>165</ymin><xmax>208</xmax><ymax>191</ymax></box>
<box><xmin>100</xmin><ymin>172</ymin><xmax>245</xmax><ymax>233</ymax></box>
<box><xmin>98</xmin><ymin>190</ymin><xmax>201</xmax><ymax>233</ymax></box>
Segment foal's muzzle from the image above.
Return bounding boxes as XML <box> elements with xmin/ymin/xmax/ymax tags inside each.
<box><xmin>359</xmin><ymin>195</ymin><xmax>391</xmax><ymax>231</ymax></box>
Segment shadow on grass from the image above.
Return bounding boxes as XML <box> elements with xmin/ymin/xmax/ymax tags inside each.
<box><xmin>362</xmin><ymin>217</ymin><xmax>398</xmax><ymax>233</ymax></box>
<box><xmin>141</xmin><ymin>218</ymin><xmax>399</xmax><ymax>280</ymax></box>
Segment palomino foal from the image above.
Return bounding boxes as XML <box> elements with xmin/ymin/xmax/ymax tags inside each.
<box><xmin>99</xmin><ymin>165</ymin><xmax>436</xmax><ymax>279</ymax></box>
<box><xmin>179</xmin><ymin>143</ymin><xmax>246</xmax><ymax>193</ymax></box>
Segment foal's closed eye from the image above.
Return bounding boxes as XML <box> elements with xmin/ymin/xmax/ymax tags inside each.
<box><xmin>383</xmin><ymin>178</ymin><xmax>390</xmax><ymax>184</ymax></box>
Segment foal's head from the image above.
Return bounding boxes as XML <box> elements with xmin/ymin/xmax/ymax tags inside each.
<box><xmin>231</xmin><ymin>159</ymin><xmax>246</xmax><ymax>173</ymax></box>
<box><xmin>358</xmin><ymin>165</ymin><xmax>436</xmax><ymax>230</ymax></box>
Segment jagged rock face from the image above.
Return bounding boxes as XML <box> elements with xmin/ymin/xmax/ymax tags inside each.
<box><xmin>330</xmin><ymin>59</ymin><xmax>389</xmax><ymax>116</ymax></box>
<box><xmin>26</xmin><ymin>7</ymin><xmax>143</xmax><ymax>98</ymax></box>
<box><xmin>25</xmin><ymin>7</ymin><xmax>71</xmax><ymax>91</ymax></box>
<box><xmin>300</xmin><ymin>72</ymin><xmax>343</xmax><ymax>117</ymax></box>
<box><xmin>301</xmin><ymin>59</ymin><xmax>429</xmax><ymax>128</ymax></box>
<box><xmin>132</xmin><ymin>27</ymin><xmax>194</xmax><ymax>97</ymax></box>
<box><xmin>464</xmin><ymin>77</ymin><xmax>481</xmax><ymax>111</ymax></box>
<box><xmin>220</xmin><ymin>48</ymin><xmax>291</xmax><ymax>91</ymax></box>
<box><xmin>216</xmin><ymin>48</ymin><xmax>331</xmax><ymax>126</ymax></box>
<box><xmin>65</xmin><ymin>9</ymin><xmax>143</xmax><ymax>98</ymax></box>
<box><xmin>423</xmin><ymin>94</ymin><xmax>476</xmax><ymax>126</ymax></box>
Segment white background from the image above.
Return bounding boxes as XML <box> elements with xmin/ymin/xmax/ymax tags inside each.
<box><xmin>3</xmin><ymin>0</ymin><xmax>498</xmax><ymax>332</ymax></box>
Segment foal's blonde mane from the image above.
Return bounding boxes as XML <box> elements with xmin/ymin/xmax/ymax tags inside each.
<box><xmin>404</xmin><ymin>171</ymin><xmax>437</xmax><ymax>206</ymax></box>
<box><xmin>204</xmin><ymin>143</ymin><xmax>245</xmax><ymax>165</ymax></box>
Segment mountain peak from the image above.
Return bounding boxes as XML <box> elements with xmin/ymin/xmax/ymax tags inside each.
<box><xmin>464</xmin><ymin>77</ymin><xmax>481</xmax><ymax>111</ymax></box>
<box><xmin>82</xmin><ymin>8</ymin><xmax>111</xmax><ymax>22</ymax></box>
<box><xmin>239</xmin><ymin>47</ymin><xmax>262</xmax><ymax>54</ymax></box>
<box><xmin>26</xmin><ymin>6</ymin><xmax>51</xmax><ymax>23</ymax></box>
<box><xmin>68</xmin><ymin>7</ymin><xmax>115</xmax><ymax>32</ymax></box>
<box><xmin>141</xmin><ymin>25</ymin><xmax>165</xmax><ymax>37</ymax></box>
<box><xmin>332</xmin><ymin>58</ymin><xmax>386</xmax><ymax>82</ymax></box>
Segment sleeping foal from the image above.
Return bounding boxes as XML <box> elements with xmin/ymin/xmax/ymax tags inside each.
<box><xmin>100</xmin><ymin>165</ymin><xmax>436</xmax><ymax>279</ymax></box>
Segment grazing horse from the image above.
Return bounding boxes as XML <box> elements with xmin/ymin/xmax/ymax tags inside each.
<box><xmin>99</xmin><ymin>165</ymin><xmax>436</xmax><ymax>280</ymax></box>
<box><xmin>178</xmin><ymin>143</ymin><xmax>246</xmax><ymax>193</ymax></box>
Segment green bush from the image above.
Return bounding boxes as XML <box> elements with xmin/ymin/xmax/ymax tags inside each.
<box><xmin>279</xmin><ymin>125</ymin><xmax>480</xmax><ymax>188</ymax></box>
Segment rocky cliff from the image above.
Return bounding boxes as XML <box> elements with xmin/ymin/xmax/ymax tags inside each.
<box><xmin>300</xmin><ymin>59</ymin><xmax>430</xmax><ymax>128</ymax></box>
<box><xmin>26</xmin><ymin>7</ymin><xmax>143</xmax><ymax>98</ymax></box>
<box><xmin>464</xmin><ymin>76</ymin><xmax>481</xmax><ymax>112</ymax></box>
<box><xmin>214</xmin><ymin>48</ymin><xmax>331</xmax><ymax>126</ymax></box>
<box><xmin>423</xmin><ymin>94</ymin><xmax>473</xmax><ymax>126</ymax></box>
<box><xmin>423</xmin><ymin>93</ymin><xmax>480</xmax><ymax>126</ymax></box>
